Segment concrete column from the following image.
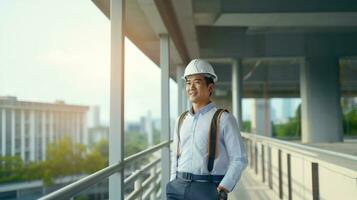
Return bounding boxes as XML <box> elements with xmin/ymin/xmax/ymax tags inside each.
<box><xmin>41</xmin><ymin>111</ymin><xmax>46</xmax><ymax>161</ymax></box>
<box><xmin>176</xmin><ymin>65</ymin><xmax>185</xmax><ymax>114</ymax></box>
<box><xmin>11</xmin><ymin>109</ymin><xmax>15</xmax><ymax>156</ymax></box>
<box><xmin>251</xmin><ymin>99</ymin><xmax>272</xmax><ymax>136</ymax></box>
<box><xmin>109</xmin><ymin>0</ymin><xmax>125</xmax><ymax>199</ymax></box>
<box><xmin>300</xmin><ymin>57</ymin><xmax>343</xmax><ymax>143</ymax></box>
<box><xmin>2</xmin><ymin>109</ymin><xmax>6</xmax><ymax>156</ymax></box>
<box><xmin>232</xmin><ymin>59</ymin><xmax>243</xmax><ymax>129</ymax></box>
<box><xmin>160</xmin><ymin>34</ymin><xmax>170</xmax><ymax>200</ymax></box>
<box><xmin>21</xmin><ymin>110</ymin><xmax>25</xmax><ymax>160</ymax></box>
<box><xmin>29</xmin><ymin>110</ymin><xmax>35</xmax><ymax>161</ymax></box>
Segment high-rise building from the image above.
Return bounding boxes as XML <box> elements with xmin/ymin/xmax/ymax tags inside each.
<box><xmin>0</xmin><ymin>96</ymin><xmax>89</xmax><ymax>163</ymax></box>
<box><xmin>87</xmin><ymin>105</ymin><xmax>100</xmax><ymax>128</ymax></box>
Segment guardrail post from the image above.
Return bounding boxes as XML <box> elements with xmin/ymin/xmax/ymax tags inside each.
<box><xmin>261</xmin><ymin>144</ymin><xmax>265</xmax><ymax>183</ymax></box>
<box><xmin>151</xmin><ymin>166</ymin><xmax>157</xmax><ymax>200</ymax></box>
<box><xmin>287</xmin><ymin>154</ymin><xmax>292</xmax><ymax>200</ymax></box>
<box><xmin>249</xmin><ymin>140</ymin><xmax>252</xmax><ymax>168</ymax></box>
<box><xmin>268</xmin><ymin>146</ymin><xmax>272</xmax><ymax>189</ymax></box>
<box><xmin>312</xmin><ymin>162</ymin><xmax>319</xmax><ymax>200</ymax></box>
<box><xmin>134</xmin><ymin>176</ymin><xmax>143</xmax><ymax>200</ymax></box>
<box><xmin>278</xmin><ymin>149</ymin><xmax>283</xmax><ymax>199</ymax></box>
<box><xmin>254</xmin><ymin>143</ymin><xmax>258</xmax><ymax>174</ymax></box>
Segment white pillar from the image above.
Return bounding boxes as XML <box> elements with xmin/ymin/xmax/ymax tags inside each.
<box><xmin>300</xmin><ymin>57</ymin><xmax>343</xmax><ymax>143</ymax></box>
<box><xmin>29</xmin><ymin>111</ymin><xmax>35</xmax><ymax>161</ymax></box>
<box><xmin>2</xmin><ymin>109</ymin><xmax>6</xmax><ymax>156</ymax></box>
<box><xmin>232</xmin><ymin>59</ymin><xmax>243</xmax><ymax>129</ymax></box>
<box><xmin>251</xmin><ymin>99</ymin><xmax>272</xmax><ymax>136</ymax></box>
<box><xmin>41</xmin><ymin>111</ymin><xmax>46</xmax><ymax>161</ymax></box>
<box><xmin>160</xmin><ymin>34</ymin><xmax>170</xmax><ymax>200</ymax></box>
<box><xmin>21</xmin><ymin>110</ymin><xmax>25</xmax><ymax>160</ymax></box>
<box><xmin>110</xmin><ymin>0</ymin><xmax>125</xmax><ymax>199</ymax></box>
<box><xmin>177</xmin><ymin>65</ymin><xmax>185</xmax><ymax>114</ymax></box>
<box><xmin>49</xmin><ymin>111</ymin><xmax>54</xmax><ymax>143</ymax></box>
<box><xmin>11</xmin><ymin>109</ymin><xmax>15</xmax><ymax>156</ymax></box>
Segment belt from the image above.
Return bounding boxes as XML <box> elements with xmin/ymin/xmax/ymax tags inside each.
<box><xmin>176</xmin><ymin>172</ymin><xmax>224</xmax><ymax>183</ymax></box>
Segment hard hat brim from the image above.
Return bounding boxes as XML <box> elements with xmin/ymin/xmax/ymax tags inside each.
<box><xmin>181</xmin><ymin>73</ymin><xmax>218</xmax><ymax>83</ymax></box>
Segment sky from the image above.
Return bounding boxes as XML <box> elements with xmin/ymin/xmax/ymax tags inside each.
<box><xmin>0</xmin><ymin>0</ymin><xmax>179</xmax><ymax>125</ymax></box>
<box><xmin>0</xmin><ymin>0</ymin><xmax>300</xmax><ymax>126</ymax></box>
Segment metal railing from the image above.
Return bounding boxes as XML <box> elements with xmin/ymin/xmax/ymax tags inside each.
<box><xmin>242</xmin><ymin>132</ymin><xmax>357</xmax><ymax>200</ymax></box>
<box><xmin>39</xmin><ymin>140</ymin><xmax>171</xmax><ymax>200</ymax></box>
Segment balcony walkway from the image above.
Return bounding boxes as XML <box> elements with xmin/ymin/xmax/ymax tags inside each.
<box><xmin>230</xmin><ymin>169</ymin><xmax>278</xmax><ymax>200</ymax></box>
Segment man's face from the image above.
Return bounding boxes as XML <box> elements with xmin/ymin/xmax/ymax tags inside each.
<box><xmin>185</xmin><ymin>74</ymin><xmax>213</xmax><ymax>103</ymax></box>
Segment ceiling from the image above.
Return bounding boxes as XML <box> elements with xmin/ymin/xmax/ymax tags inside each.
<box><xmin>91</xmin><ymin>0</ymin><xmax>357</xmax><ymax>97</ymax></box>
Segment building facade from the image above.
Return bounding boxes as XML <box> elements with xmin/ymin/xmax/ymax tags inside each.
<box><xmin>0</xmin><ymin>96</ymin><xmax>88</xmax><ymax>163</ymax></box>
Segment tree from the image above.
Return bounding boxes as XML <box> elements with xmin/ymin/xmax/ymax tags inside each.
<box><xmin>43</xmin><ymin>136</ymin><xmax>86</xmax><ymax>185</ymax></box>
<box><xmin>272</xmin><ymin>104</ymin><xmax>301</xmax><ymax>139</ymax></box>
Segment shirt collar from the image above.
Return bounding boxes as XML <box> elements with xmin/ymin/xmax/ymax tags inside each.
<box><xmin>189</xmin><ymin>101</ymin><xmax>216</xmax><ymax>116</ymax></box>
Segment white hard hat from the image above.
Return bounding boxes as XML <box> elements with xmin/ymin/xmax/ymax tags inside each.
<box><xmin>182</xmin><ymin>59</ymin><xmax>218</xmax><ymax>82</ymax></box>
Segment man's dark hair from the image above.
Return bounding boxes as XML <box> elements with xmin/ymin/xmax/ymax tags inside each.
<box><xmin>204</xmin><ymin>76</ymin><xmax>214</xmax><ymax>96</ymax></box>
<box><xmin>204</xmin><ymin>76</ymin><xmax>214</xmax><ymax>86</ymax></box>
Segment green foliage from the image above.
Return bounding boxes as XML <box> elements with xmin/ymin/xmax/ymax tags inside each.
<box><xmin>0</xmin><ymin>137</ymin><xmax>107</xmax><ymax>186</ymax></box>
<box><xmin>272</xmin><ymin>104</ymin><xmax>301</xmax><ymax>139</ymax></box>
<box><xmin>124</xmin><ymin>131</ymin><xmax>148</xmax><ymax>157</ymax></box>
<box><xmin>272</xmin><ymin>102</ymin><xmax>357</xmax><ymax>138</ymax></box>
<box><xmin>153</xmin><ymin>129</ymin><xmax>161</xmax><ymax>145</ymax></box>
<box><xmin>83</xmin><ymin>151</ymin><xmax>106</xmax><ymax>174</ymax></box>
<box><xmin>242</xmin><ymin>121</ymin><xmax>251</xmax><ymax>132</ymax></box>
<box><xmin>0</xmin><ymin>130</ymin><xmax>154</xmax><ymax>185</ymax></box>
<box><xmin>343</xmin><ymin>107</ymin><xmax>357</xmax><ymax>136</ymax></box>
<box><xmin>0</xmin><ymin>156</ymin><xmax>25</xmax><ymax>182</ymax></box>
<box><xmin>42</xmin><ymin>136</ymin><xmax>86</xmax><ymax>186</ymax></box>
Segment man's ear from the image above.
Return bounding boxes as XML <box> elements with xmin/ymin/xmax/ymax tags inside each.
<box><xmin>208</xmin><ymin>83</ymin><xmax>214</xmax><ymax>94</ymax></box>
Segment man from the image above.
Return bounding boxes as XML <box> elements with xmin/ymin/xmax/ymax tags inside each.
<box><xmin>166</xmin><ymin>59</ymin><xmax>247</xmax><ymax>200</ymax></box>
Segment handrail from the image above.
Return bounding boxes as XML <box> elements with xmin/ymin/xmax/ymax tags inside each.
<box><xmin>124</xmin><ymin>157</ymin><xmax>161</xmax><ymax>186</ymax></box>
<box><xmin>38</xmin><ymin>163</ymin><xmax>121</xmax><ymax>200</ymax></box>
<box><xmin>39</xmin><ymin>140</ymin><xmax>171</xmax><ymax>200</ymax></box>
<box><xmin>242</xmin><ymin>132</ymin><xmax>357</xmax><ymax>161</ymax></box>
<box><xmin>124</xmin><ymin>140</ymin><xmax>170</xmax><ymax>164</ymax></box>
<box><xmin>242</xmin><ymin>132</ymin><xmax>357</xmax><ymax>199</ymax></box>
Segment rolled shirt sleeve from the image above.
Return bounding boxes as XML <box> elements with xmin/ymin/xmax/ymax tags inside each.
<box><xmin>219</xmin><ymin>113</ymin><xmax>248</xmax><ymax>192</ymax></box>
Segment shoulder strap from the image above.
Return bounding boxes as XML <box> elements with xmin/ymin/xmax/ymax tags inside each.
<box><xmin>207</xmin><ymin>108</ymin><xmax>229</xmax><ymax>172</ymax></box>
<box><xmin>176</xmin><ymin>110</ymin><xmax>189</xmax><ymax>159</ymax></box>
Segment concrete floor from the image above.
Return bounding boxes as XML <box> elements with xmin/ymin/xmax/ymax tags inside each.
<box><xmin>304</xmin><ymin>139</ymin><xmax>357</xmax><ymax>156</ymax></box>
<box><xmin>229</xmin><ymin>169</ymin><xmax>278</xmax><ymax>200</ymax></box>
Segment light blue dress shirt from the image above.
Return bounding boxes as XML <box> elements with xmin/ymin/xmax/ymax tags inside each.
<box><xmin>170</xmin><ymin>102</ymin><xmax>248</xmax><ymax>192</ymax></box>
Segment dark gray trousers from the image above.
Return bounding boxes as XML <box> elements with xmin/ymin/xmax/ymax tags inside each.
<box><xmin>166</xmin><ymin>178</ymin><xmax>219</xmax><ymax>200</ymax></box>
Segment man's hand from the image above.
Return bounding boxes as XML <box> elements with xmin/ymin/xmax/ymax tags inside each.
<box><xmin>217</xmin><ymin>185</ymin><xmax>229</xmax><ymax>193</ymax></box>
<box><xmin>217</xmin><ymin>185</ymin><xmax>228</xmax><ymax>200</ymax></box>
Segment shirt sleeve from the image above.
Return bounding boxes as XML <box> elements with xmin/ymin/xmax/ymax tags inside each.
<box><xmin>170</xmin><ymin>118</ymin><xmax>179</xmax><ymax>181</ymax></box>
<box><xmin>219</xmin><ymin>113</ymin><xmax>248</xmax><ymax>192</ymax></box>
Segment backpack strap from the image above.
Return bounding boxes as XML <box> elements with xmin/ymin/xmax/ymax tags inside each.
<box><xmin>207</xmin><ymin>109</ymin><xmax>228</xmax><ymax>172</ymax></box>
<box><xmin>176</xmin><ymin>110</ymin><xmax>189</xmax><ymax>159</ymax></box>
